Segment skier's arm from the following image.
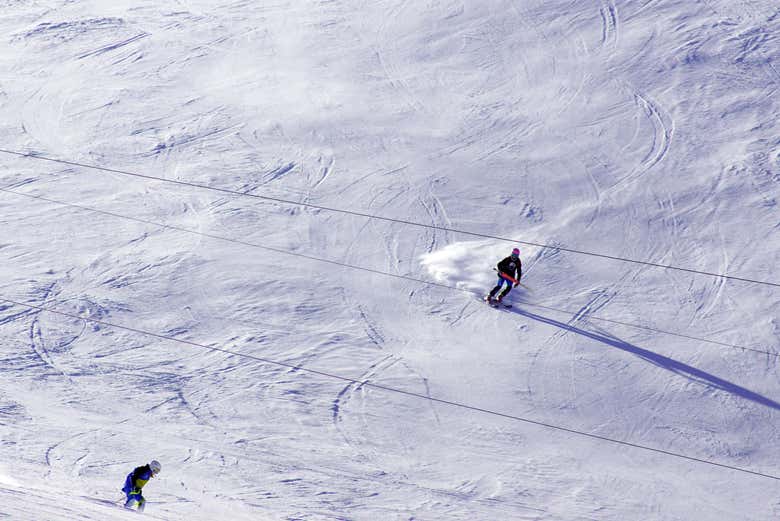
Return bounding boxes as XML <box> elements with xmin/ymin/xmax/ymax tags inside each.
<box><xmin>515</xmin><ymin>261</ymin><xmax>522</xmax><ymax>286</ymax></box>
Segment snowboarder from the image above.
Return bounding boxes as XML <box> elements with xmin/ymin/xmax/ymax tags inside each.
<box><xmin>487</xmin><ymin>248</ymin><xmax>522</xmax><ymax>305</ymax></box>
<box><xmin>121</xmin><ymin>460</ymin><xmax>161</xmax><ymax>512</ymax></box>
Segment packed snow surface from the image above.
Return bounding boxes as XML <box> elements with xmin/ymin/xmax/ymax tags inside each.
<box><xmin>1</xmin><ymin>0</ymin><xmax>779</xmax><ymax>519</ymax></box>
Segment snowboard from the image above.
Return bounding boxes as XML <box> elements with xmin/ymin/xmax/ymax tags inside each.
<box><xmin>484</xmin><ymin>295</ymin><xmax>512</xmax><ymax>308</ymax></box>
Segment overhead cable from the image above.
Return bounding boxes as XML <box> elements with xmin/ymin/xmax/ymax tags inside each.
<box><xmin>1</xmin><ymin>186</ymin><xmax>774</xmax><ymax>358</ymax></box>
<box><xmin>1</xmin><ymin>148</ymin><xmax>777</xmax><ymax>288</ymax></box>
<box><xmin>1</xmin><ymin>294</ymin><xmax>778</xmax><ymax>482</ymax></box>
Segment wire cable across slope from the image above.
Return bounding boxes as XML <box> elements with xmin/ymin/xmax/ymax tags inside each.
<box><xmin>1</xmin><ymin>294</ymin><xmax>778</xmax><ymax>482</ymax></box>
<box><xmin>1</xmin><ymin>186</ymin><xmax>774</xmax><ymax>358</ymax></box>
<box><xmin>1</xmin><ymin>148</ymin><xmax>778</xmax><ymax>288</ymax></box>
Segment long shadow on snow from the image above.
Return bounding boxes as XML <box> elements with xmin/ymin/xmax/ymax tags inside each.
<box><xmin>511</xmin><ymin>306</ymin><xmax>780</xmax><ymax>411</ymax></box>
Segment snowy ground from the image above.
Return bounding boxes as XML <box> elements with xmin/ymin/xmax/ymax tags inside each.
<box><xmin>1</xmin><ymin>1</ymin><xmax>779</xmax><ymax>519</ymax></box>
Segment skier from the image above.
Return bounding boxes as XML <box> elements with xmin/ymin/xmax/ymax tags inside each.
<box><xmin>121</xmin><ymin>460</ymin><xmax>161</xmax><ymax>512</ymax></box>
<box><xmin>487</xmin><ymin>248</ymin><xmax>522</xmax><ymax>305</ymax></box>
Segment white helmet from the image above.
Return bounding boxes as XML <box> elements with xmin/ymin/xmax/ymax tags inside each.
<box><xmin>149</xmin><ymin>460</ymin><xmax>162</xmax><ymax>475</ymax></box>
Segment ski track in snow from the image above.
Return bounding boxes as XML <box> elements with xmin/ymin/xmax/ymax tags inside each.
<box><xmin>600</xmin><ymin>0</ymin><xmax>619</xmax><ymax>52</ymax></box>
<box><xmin>592</xmin><ymin>84</ymin><xmax>675</xmax><ymax>199</ymax></box>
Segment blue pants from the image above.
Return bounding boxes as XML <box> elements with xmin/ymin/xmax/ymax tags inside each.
<box><xmin>124</xmin><ymin>490</ymin><xmax>145</xmax><ymax>510</ymax></box>
<box><xmin>489</xmin><ymin>276</ymin><xmax>513</xmax><ymax>298</ymax></box>
<box><xmin>122</xmin><ymin>474</ymin><xmax>145</xmax><ymax>511</ymax></box>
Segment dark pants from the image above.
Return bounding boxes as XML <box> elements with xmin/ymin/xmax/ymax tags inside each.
<box><xmin>489</xmin><ymin>276</ymin><xmax>513</xmax><ymax>299</ymax></box>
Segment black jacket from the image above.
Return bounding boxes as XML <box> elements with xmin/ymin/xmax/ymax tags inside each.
<box><xmin>123</xmin><ymin>465</ymin><xmax>153</xmax><ymax>494</ymax></box>
<box><xmin>497</xmin><ymin>256</ymin><xmax>522</xmax><ymax>281</ymax></box>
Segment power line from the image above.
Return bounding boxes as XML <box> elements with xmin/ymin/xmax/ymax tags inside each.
<box><xmin>1</xmin><ymin>294</ymin><xmax>777</xmax><ymax>482</ymax></box>
<box><xmin>2</xmin><ymin>147</ymin><xmax>778</xmax><ymax>289</ymax></box>
<box><xmin>2</xmin><ymin>188</ymin><xmax>776</xmax><ymax>479</ymax></box>
<box><xmin>2</xmin><ymin>186</ymin><xmax>775</xmax><ymax>358</ymax></box>
<box><xmin>1</xmin><ymin>186</ymin><xmax>775</xmax><ymax>359</ymax></box>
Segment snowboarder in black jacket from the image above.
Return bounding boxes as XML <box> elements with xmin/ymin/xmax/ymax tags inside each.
<box><xmin>488</xmin><ymin>248</ymin><xmax>522</xmax><ymax>303</ymax></box>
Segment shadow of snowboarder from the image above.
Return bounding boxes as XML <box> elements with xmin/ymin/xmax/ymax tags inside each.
<box><xmin>511</xmin><ymin>306</ymin><xmax>780</xmax><ymax>411</ymax></box>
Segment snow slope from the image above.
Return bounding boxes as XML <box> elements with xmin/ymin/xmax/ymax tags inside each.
<box><xmin>1</xmin><ymin>0</ymin><xmax>779</xmax><ymax>519</ymax></box>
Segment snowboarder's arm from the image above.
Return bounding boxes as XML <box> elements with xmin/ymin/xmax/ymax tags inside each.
<box><xmin>130</xmin><ymin>466</ymin><xmax>152</xmax><ymax>491</ymax></box>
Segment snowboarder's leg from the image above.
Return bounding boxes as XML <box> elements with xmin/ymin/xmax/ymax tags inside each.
<box><xmin>491</xmin><ymin>276</ymin><xmax>512</xmax><ymax>302</ymax></box>
<box><xmin>488</xmin><ymin>277</ymin><xmax>505</xmax><ymax>299</ymax></box>
<box><xmin>124</xmin><ymin>489</ymin><xmax>143</xmax><ymax>510</ymax></box>
<box><xmin>137</xmin><ymin>497</ymin><xmax>146</xmax><ymax>512</ymax></box>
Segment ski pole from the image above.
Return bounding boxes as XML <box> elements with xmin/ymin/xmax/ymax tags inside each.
<box><xmin>493</xmin><ymin>268</ymin><xmax>532</xmax><ymax>292</ymax></box>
